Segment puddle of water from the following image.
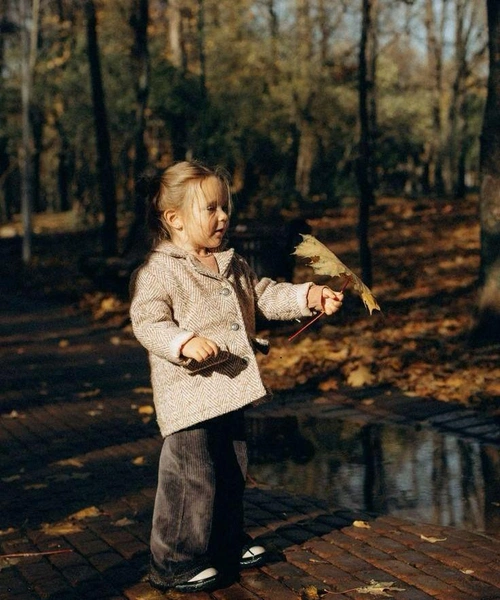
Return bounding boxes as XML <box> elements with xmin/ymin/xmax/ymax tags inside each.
<box><xmin>246</xmin><ymin>413</ymin><xmax>500</xmax><ymax>536</ymax></box>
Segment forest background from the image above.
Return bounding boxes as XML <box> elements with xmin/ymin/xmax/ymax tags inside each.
<box><xmin>1</xmin><ymin>0</ymin><xmax>499</xmax><ymax>412</ymax></box>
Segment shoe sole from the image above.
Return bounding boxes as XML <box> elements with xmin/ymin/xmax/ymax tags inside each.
<box><xmin>150</xmin><ymin>573</ymin><xmax>221</xmax><ymax>593</ymax></box>
<box><xmin>240</xmin><ymin>553</ymin><xmax>267</xmax><ymax>569</ymax></box>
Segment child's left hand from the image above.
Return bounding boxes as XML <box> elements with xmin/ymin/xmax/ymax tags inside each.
<box><xmin>307</xmin><ymin>285</ymin><xmax>343</xmax><ymax>315</ymax></box>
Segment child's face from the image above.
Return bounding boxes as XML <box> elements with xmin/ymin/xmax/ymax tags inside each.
<box><xmin>183</xmin><ymin>176</ymin><xmax>230</xmax><ymax>252</ymax></box>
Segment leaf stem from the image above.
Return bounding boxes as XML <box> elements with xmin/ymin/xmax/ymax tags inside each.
<box><xmin>288</xmin><ymin>277</ymin><xmax>351</xmax><ymax>342</ymax></box>
<box><xmin>288</xmin><ymin>311</ymin><xmax>325</xmax><ymax>342</ymax></box>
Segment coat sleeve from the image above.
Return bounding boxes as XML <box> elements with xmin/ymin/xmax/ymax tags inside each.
<box><xmin>247</xmin><ymin>261</ymin><xmax>314</xmax><ymax>321</ymax></box>
<box><xmin>129</xmin><ymin>265</ymin><xmax>194</xmax><ymax>364</ymax></box>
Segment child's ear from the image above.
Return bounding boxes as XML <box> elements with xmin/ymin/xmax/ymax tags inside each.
<box><xmin>163</xmin><ymin>209</ymin><xmax>183</xmax><ymax>230</ymax></box>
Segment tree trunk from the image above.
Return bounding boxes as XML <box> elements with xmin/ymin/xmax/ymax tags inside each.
<box><xmin>356</xmin><ymin>0</ymin><xmax>377</xmax><ymax>288</ymax></box>
<box><xmin>424</xmin><ymin>0</ymin><xmax>446</xmax><ymax>196</ymax></box>
<box><xmin>85</xmin><ymin>0</ymin><xmax>118</xmax><ymax>257</ymax></box>
<box><xmin>294</xmin><ymin>0</ymin><xmax>316</xmax><ymax>200</ymax></box>
<box><xmin>19</xmin><ymin>0</ymin><xmax>39</xmax><ymax>264</ymax></box>
<box><xmin>472</xmin><ymin>0</ymin><xmax>500</xmax><ymax>345</ymax></box>
<box><xmin>167</xmin><ymin>0</ymin><xmax>187</xmax><ymax>73</ymax></box>
<box><xmin>267</xmin><ymin>0</ymin><xmax>279</xmax><ymax>84</ymax></box>
<box><xmin>124</xmin><ymin>0</ymin><xmax>150</xmax><ymax>256</ymax></box>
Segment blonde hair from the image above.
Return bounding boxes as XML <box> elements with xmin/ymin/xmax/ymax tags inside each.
<box><xmin>146</xmin><ymin>160</ymin><xmax>232</xmax><ymax>247</ymax></box>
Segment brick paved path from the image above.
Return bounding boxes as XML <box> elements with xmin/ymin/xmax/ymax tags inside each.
<box><xmin>1</xmin><ymin>302</ymin><xmax>500</xmax><ymax>600</ymax></box>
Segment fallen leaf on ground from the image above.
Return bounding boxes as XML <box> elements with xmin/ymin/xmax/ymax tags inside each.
<box><xmin>420</xmin><ymin>534</ymin><xmax>447</xmax><ymax>543</ymax></box>
<box><xmin>347</xmin><ymin>364</ymin><xmax>375</xmax><ymax>387</ymax></box>
<box><xmin>3</xmin><ymin>410</ymin><xmax>25</xmax><ymax>419</ymax></box>
<box><xmin>70</xmin><ymin>506</ymin><xmax>102</xmax><ymax>520</ymax></box>
<box><xmin>79</xmin><ymin>389</ymin><xmax>101</xmax><ymax>399</ymax></box>
<box><xmin>133</xmin><ymin>387</ymin><xmax>153</xmax><ymax>394</ymax></box>
<box><xmin>318</xmin><ymin>378</ymin><xmax>339</xmax><ymax>392</ymax></box>
<box><xmin>54</xmin><ymin>458</ymin><xmax>85</xmax><ymax>468</ymax></box>
<box><xmin>113</xmin><ymin>517</ymin><xmax>136</xmax><ymax>527</ymax></box>
<box><xmin>300</xmin><ymin>585</ymin><xmax>328</xmax><ymax>600</ymax></box>
<box><xmin>1</xmin><ymin>474</ymin><xmax>21</xmax><ymax>483</ymax></box>
<box><xmin>356</xmin><ymin>580</ymin><xmax>406</xmax><ymax>596</ymax></box>
<box><xmin>353</xmin><ymin>520</ymin><xmax>371</xmax><ymax>529</ymax></box>
<box><xmin>41</xmin><ymin>522</ymin><xmax>83</xmax><ymax>536</ymax></box>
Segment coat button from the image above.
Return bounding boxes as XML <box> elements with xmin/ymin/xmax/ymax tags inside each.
<box><xmin>220</xmin><ymin>288</ymin><xmax>231</xmax><ymax>296</ymax></box>
<box><xmin>242</xmin><ymin>356</ymin><xmax>250</xmax><ymax>364</ymax></box>
<box><xmin>230</xmin><ymin>322</ymin><xmax>240</xmax><ymax>331</ymax></box>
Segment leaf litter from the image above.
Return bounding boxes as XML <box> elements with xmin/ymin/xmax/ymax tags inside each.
<box><xmin>301</xmin><ymin>581</ymin><xmax>405</xmax><ymax>598</ymax></box>
<box><xmin>255</xmin><ymin>197</ymin><xmax>499</xmax><ymax>412</ymax></box>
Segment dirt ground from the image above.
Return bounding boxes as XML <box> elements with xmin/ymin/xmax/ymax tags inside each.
<box><xmin>1</xmin><ymin>194</ymin><xmax>499</xmax><ymax>414</ymax></box>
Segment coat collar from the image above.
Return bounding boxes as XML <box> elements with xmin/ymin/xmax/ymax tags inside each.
<box><xmin>153</xmin><ymin>240</ymin><xmax>235</xmax><ymax>277</ymax></box>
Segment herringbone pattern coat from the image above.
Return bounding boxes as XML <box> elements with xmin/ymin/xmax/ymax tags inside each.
<box><xmin>130</xmin><ymin>241</ymin><xmax>314</xmax><ymax>436</ymax></box>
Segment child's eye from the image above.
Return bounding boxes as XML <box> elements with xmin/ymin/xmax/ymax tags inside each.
<box><xmin>206</xmin><ymin>205</ymin><xmax>216</xmax><ymax>212</ymax></box>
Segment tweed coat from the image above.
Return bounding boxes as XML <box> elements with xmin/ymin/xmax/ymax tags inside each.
<box><xmin>129</xmin><ymin>240</ymin><xmax>315</xmax><ymax>437</ymax></box>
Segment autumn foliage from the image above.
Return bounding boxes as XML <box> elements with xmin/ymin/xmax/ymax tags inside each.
<box><xmin>2</xmin><ymin>194</ymin><xmax>498</xmax><ymax>412</ymax></box>
<box><xmin>256</xmin><ymin>196</ymin><xmax>499</xmax><ymax>411</ymax></box>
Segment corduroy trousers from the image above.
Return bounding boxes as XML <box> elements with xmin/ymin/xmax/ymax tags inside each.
<box><xmin>150</xmin><ymin>409</ymin><xmax>248</xmax><ymax>582</ymax></box>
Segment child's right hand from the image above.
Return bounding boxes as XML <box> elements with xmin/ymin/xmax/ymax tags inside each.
<box><xmin>181</xmin><ymin>336</ymin><xmax>219</xmax><ymax>362</ymax></box>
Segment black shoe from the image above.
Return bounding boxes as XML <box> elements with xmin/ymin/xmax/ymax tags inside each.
<box><xmin>149</xmin><ymin>561</ymin><xmax>221</xmax><ymax>593</ymax></box>
<box><xmin>240</xmin><ymin>545</ymin><xmax>267</xmax><ymax>568</ymax></box>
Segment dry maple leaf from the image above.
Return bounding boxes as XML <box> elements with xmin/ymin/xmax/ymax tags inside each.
<box><xmin>356</xmin><ymin>580</ymin><xmax>406</xmax><ymax>597</ymax></box>
<box><xmin>293</xmin><ymin>235</ymin><xmax>381</xmax><ymax>314</ymax></box>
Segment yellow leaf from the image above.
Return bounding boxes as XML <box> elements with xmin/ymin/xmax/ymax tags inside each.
<box><xmin>54</xmin><ymin>458</ymin><xmax>85</xmax><ymax>468</ymax></box>
<box><xmin>70</xmin><ymin>506</ymin><xmax>101</xmax><ymax>520</ymax></box>
<box><xmin>41</xmin><ymin>522</ymin><xmax>83</xmax><ymax>536</ymax></box>
<box><xmin>78</xmin><ymin>389</ymin><xmax>101</xmax><ymax>399</ymax></box>
<box><xmin>420</xmin><ymin>534</ymin><xmax>447</xmax><ymax>543</ymax></box>
<box><xmin>318</xmin><ymin>378</ymin><xmax>339</xmax><ymax>392</ymax></box>
<box><xmin>347</xmin><ymin>365</ymin><xmax>375</xmax><ymax>387</ymax></box>
<box><xmin>133</xmin><ymin>387</ymin><xmax>153</xmax><ymax>395</ymax></box>
<box><xmin>114</xmin><ymin>517</ymin><xmax>136</xmax><ymax>527</ymax></box>
<box><xmin>300</xmin><ymin>585</ymin><xmax>323</xmax><ymax>600</ymax></box>
<box><xmin>353</xmin><ymin>520</ymin><xmax>371</xmax><ymax>529</ymax></box>
<box><xmin>138</xmin><ymin>405</ymin><xmax>155</xmax><ymax>415</ymax></box>
<box><xmin>293</xmin><ymin>235</ymin><xmax>381</xmax><ymax>314</ymax></box>
<box><xmin>132</xmin><ymin>456</ymin><xmax>146</xmax><ymax>466</ymax></box>
<box><xmin>3</xmin><ymin>410</ymin><xmax>25</xmax><ymax>419</ymax></box>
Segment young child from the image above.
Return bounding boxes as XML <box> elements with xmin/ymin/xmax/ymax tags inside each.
<box><xmin>129</xmin><ymin>160</ymin><xmax>343</xmax><ymax>593</ymax></box>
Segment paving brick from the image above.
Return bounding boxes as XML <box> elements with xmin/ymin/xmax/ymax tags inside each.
<box><xmin>370</xmin><ymin>559</ymin><xmax>456</xmax><ymax>596</ymax></box>
<box><xmin>59</xmin><ymin>564</ymin><xmax>101</xmax><ymax>587</ymax></box>
<box><xmin>471</xmin><ymin>566</ymin><xmax>500</xmax><ymax>587</ymax></box>
<box><xmin>3</xmin><ymin>304</ymin><xmax>500</xmax><ymax>600</ymax></box>
<box><xmin>123</xmin><ymin>581</ymin><xmax>164</xmax><ymax>600</ymax></box>
<box><xmin>420</xmin><ymin>562</ymin><xmax>500</xmax><ymax>597</ymax></box>
<box><xmin>301</xmin><ymin>538</ymin><xmax>346</xmax><ymax>557</ymax></box>
<box><xmin>212</xmin><ymin>583</ymin><xmax>261</xmax><ymax>600</ymax></box>
<box><xmin>239</xmin><ymin>572</ymin><xmax>302</xmax><ymax>600</ymax></box>
<box><xmin>458</xmin><ymin>544</ymin><xmax>500</xmax><ymax>564</ymax></box>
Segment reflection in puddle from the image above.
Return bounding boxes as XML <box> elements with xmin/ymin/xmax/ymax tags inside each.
<box><xmin>246</xmin><ymin>413</ymin><xmax>500</xmax><ymax>536</ymax></box>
